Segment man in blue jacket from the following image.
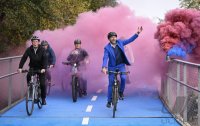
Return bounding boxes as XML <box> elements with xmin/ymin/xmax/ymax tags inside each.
<box><xmin>102</xmin><ymin>26</ymin><xmax>143</xmax><ymax>108</ymax></box>
<box><xmin>41</xmin><ymin>40</ymin><xmax>56</xmax><ymax>86</ymax></box>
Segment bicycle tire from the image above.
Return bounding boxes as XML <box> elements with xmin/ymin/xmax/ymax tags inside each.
<box><xmin>72</xmin><ymin>75</ymin><xmax>78</xmax><ymax>102</ymax></box>
<box><xmin>112</xmin><ymin>85</ymin><xmax>118</xmax><ymax>118</ymax></box>
<box><xmin>61</xmin><ymin>79</ymin><xmax>67</xmax><ymax>92</ymax></box>
<box><xmin>46</xmin><ymin>79</ymin><xmax>51</xmax><ymax>95</ymax></box>
<box><xmin>26</xmin><ymin>85</ymin><xmax>35</xmax><ymax>116</ymax></box>
<box><xmin>37</xmin><ymin>87</ymin><xmax>42</xmax><ymax>109</ymax></box>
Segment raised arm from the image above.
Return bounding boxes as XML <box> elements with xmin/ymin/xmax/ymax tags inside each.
<box><xmin>122</xmin><ymin>26</ymin><xmax>143</xmax><ymax>46</ymax></box>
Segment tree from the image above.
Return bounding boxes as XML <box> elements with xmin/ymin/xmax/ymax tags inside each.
<box><xmin>86</xmin><ymin>0</ymin><xmax>117</xmax><ymax>11</ymax></box>
<box><xmin>179</xmin><ymin>0</ymin><xmax>200</xmax><ymax>9</ymax></box>
<box><xmin>0</xmin><ymin>0</ymin><xmax>117</xmax><ymax>53</ymax></box>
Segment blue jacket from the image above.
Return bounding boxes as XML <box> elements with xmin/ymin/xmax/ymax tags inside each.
<box><xmin>102</xmin><ymin>34</ymin><xmax>138</xmax><ymax>68</ymax></box>
<box><xmin>46</xmin><ymin>45</ymin><xmax>56</xmax><ymax>65</ymax></box>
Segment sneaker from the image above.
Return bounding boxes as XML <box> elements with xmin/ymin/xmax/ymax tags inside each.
<box><xmin>106</xmin><ymin>101</ymin><xmax>112</xmax><ymax>108</ymax></box>
<box><xmin>42</xmin><ymin>98</ymin><xmax>47</xmax><ymax>105</ymax></box>
<box><xmin>82</xmin><ymin>91</ymin><xmax>87</xmax><ymax>96</ymax></box>
<box><xmin>119</xmin><ymin>92</ymin><xmax>124</xmax><ymax>100</ymax></box>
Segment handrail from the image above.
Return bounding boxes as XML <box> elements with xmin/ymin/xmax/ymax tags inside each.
<box><xmin>166</xmin><ymin>73</ymin><xmax>200</xmax><ymax>93</ymax></box>
<box><xmin>0</xmin><ymin>55</ymin><xmax>22</xmax><ymax>61</ymax></box>
<box><xmin>172</xmin><ymin>59</ymin><xmax>200</xmax><ymax>67</ymax></box>
<box><xmin>0</xmin><ymin>72</ymin><xmax>19</xmax><ymax>80</ymax></box>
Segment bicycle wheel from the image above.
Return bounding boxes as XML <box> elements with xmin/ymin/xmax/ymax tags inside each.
<box><xmin>37</xmin><ymin>87</ymin><xmax>42</xmax><ymax>109</ymax></box>
<box><xmin>26</xmin><ymin>85</ymin><xmax>35</xmax><ymax>116</ymax></box>
<box><xmin>112</xmin><ymin>85</ymin><xmax>118</xmax><ymax>118</ymax></box>
<box><xmin>61</xmin><ymin>79</ymin><xmax>67</xmax><ymax>92</ymax></box>
<box><xmin>46</xmin><ymin>79</ymin><xmax>51</xmax><ymax>95</ymax></box>
<box><xmin>72</xmin><ymin>75</ymin><xmax>78</xmax><ymax>102</ymax></box>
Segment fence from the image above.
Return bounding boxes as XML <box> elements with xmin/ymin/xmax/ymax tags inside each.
<box><xmin>161</xmin><ymin>58</ymin><xmax>200</xmax><ymax>126</ymax></box>
<box><xmin>0</xmin><ymin>55</ymin><xmax>27</xmax><ymax>114</ymax></box>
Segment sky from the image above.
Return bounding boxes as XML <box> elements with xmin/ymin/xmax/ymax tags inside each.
<box><xmin>118</xmin><ymin>0</ymin><xmax>180</xmax><ymax>22</ymax></box>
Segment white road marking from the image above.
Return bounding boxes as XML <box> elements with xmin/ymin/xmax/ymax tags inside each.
<box><xmin>96</xmin><ymin>89</ymin><xmax>102</xmax><ymax>93</ymax></box>
<box><xmin>91</xmin><ymin>96</ymin><xmax>98</xmax><ymax>101</ymax></box>
<box><xmin>86</xmin><ymin>105</ymin><xmax>93</xmax><ymax>112</ymax></box>
<box><xmin>82</xmin><ymin>117</ymin><xmax>89</xmax><ymax>125</ymax></box>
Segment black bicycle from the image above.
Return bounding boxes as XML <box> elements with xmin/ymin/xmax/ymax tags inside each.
<box><xmin>107</xmin><ymin>69</ymin><xmax>130</xmax><ymax>118</ymax></box>
<box><xmin>22</xmin><ymin>69</ymin><xmax>43</xmax><ymax>116</ymax></box>
<box><xmin>45</xmin><ymin>67</ymin><xmax>55</xmax><ymax>95</ymax></box>
<box><xmin>62</xmin><ymin>61</ymin><xmax>82</xmax><ymax>102</ymax></box>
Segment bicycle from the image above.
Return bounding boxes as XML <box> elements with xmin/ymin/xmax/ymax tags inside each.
<box><xmin>45</xmin><ymin>66</ymin><xmax>55</xmax><ymax>95</ymax></box>
<box><xmin>62</xmin><ymin>61</ymin><xmax>82</xmax><ymax>102</ymax></box>
<box><xmin>22</xmin><ymin>69</ymin><xmax>43</xmax><ymax>116</ymax></box>
<box><xmin>107</xmin><ymin>69</ymin><xmax>130</xmax><ymax>118</ymax></box>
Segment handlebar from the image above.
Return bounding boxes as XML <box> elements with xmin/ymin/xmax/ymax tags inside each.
<box><xmin>106</xmin><ymin>71</ymin><xmax>130</xmax><ymax>75</ymax></box>
<box><xmin>62</xmin><ymin>61</ymin><xmax>78</xmax><ymax>66</ymax></box>
<box><xmin>22</xmin><ymin>69</ymin><xmax>41</xmax><ymax>74</ymax></box>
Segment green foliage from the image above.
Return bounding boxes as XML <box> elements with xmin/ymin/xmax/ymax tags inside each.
<box><xmin>85</xmin><ymin>0</ymin><xmax>117</xmax><ymax>11</ymax></box>
<box><xmin>0</xmin><ymin>0</ymin><xmax>117</xmax><ymax>53</ymax></box>
<box><xmin>179</xmin><ymin>0</ymin><xmax>200</xmax><ymax>9</ymax></box>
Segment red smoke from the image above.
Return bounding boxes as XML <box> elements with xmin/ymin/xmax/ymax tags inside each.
<box><xmin>155</xmin><ymin>9</ymin><xmax>200</xmax><ymax>56</ymax></box>
<box><xmin>32</xmin><ymin>5</ymin><xmax>165</xmax><ymax>93</ymax></box>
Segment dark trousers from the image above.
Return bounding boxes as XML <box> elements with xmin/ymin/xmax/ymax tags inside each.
<box><xmin>108</xmin><ymin>64</ymin><xmax>126</xmax><ymax>102</ymax></box>
<box><xmin>27</xmin><ymin>71</ymin><xmax>46</xmax><ymax>99</ymax></box>
<box><xmin>79</xmin><ymin>77</ymin><xmax>87</xmax><ymax>92</ymax></box>
<box><xmin>45</xmin><ymin>69</ymin><xmax>51</xmax><ymax>82</ymax></box>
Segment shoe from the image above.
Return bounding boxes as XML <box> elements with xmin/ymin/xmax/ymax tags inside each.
<box><xmin>82</xmin><ymin>91</ymin><xmax>87</xmax><ymax>96</ymax></box>
<box><xmin>42</xmin><ymin>98</ymin><xmax>47</xmax><ymax>105</ymax></box>
<box><xmin>106</xmin><ymin>101</ymin><xmax>112</xmax><ymax>108</ymax></box>
<box><xmin>119</xmin><ymin>92</ymin><xmax>124</xmax><ymax>100</ymax></box>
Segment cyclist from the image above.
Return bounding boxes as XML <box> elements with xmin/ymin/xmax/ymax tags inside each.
<box><xmin>102</xmin><ymin>27</ymin><xmax>143</xmax><ymax>108</ymax></box>
<box><xmin>67</xmin><ymin>39</ymin><xmax>89</xmax><ymax>96</ymax></box>
<box><xmin>18</xmin><ymin>36</ymin><xmax>47</xmax><ymax>105</ymax></box>
<box><xmin>41</xmin><ymin>40</ymin><xmax>56</xmax><ymax>86</ymax></box>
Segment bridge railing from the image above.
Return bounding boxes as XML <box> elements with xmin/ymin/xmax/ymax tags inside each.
<box><xmin>0</xmin><ymin>55</ymin><xmax>27</xmax><ymax>114</ymax></box>
<box><xmin>161</xmin><ymin>58</ymin><xmax>200</xmax><ymax>126</ymax></box>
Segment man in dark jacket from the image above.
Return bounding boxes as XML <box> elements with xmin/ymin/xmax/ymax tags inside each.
<box><xmin>67</xmin><ymin>39</ymin><xmax>89</xmax><ymax>96</ymax></box>
<box><xmin>18</xmin><ymin>36</ymin><xmax>47</xmax><ymax>105</ymax></box>
<box><xmin>41</xmin><ymin>40</ymin><xmax>56</xmax><ymax>85</ymax></box>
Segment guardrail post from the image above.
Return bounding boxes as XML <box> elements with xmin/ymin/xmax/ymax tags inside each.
<box><xmin>175</xmin><ymin>62</ymin><xmax>181</xmax><ymax>116</ymax></box>
<box><xmin>198</xmin><ymin>67</ymin><xmax>200</xmax><ymax>125</ymax></box>
<box><xmin>167</xmin><ymin>63</ymin><xmax>172</xmax><ymax>109</ymax></box>
<box><xmin>176</xmin><ymin>63</ymin><xmax>180</xmax><ymax>96</ymax></box>
<box><xmin>183</xmin><ymin>64</ymin><xmax>187</xmax><ymax>122</ymax></box>
<box><xmin>8</xmin><ymin>59</ymin><xmax>13</xmax><ymax>106</ymax></box>
<box><xmin>20</xmin><ymin>73</ymin><xmax>24</xmax><ymax>99</ymax></box>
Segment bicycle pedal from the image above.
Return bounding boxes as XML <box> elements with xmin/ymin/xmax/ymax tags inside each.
<box><xmin>34</xmin><ymin>99</ymin><xmax>38</xmax><ymax>103</ymax></box>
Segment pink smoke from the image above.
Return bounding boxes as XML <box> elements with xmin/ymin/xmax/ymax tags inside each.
<box><xmin>155</xmin><ymin>8</ymin><xmax>200</xmax><ymax>57</ymax></box>
<box><xmin>32</xmin><ymin>5</ymin><xmax>165</xmax><ymax>93</ymax></box>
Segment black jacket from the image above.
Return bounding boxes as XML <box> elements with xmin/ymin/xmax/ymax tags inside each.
<box><xmin>19</xmin><ymin>45</ymin><xmax>47</xmax><ymax>69</ymax></box>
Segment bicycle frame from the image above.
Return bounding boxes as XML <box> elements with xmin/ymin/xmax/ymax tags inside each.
<box><xmin>22</xmin><ymin>69</ymin><xmax>43</xmax><ymax>116</ymax></box>
<box><xmin>62</xmin><ymin>61</ymin><xmax>81</xmax><ymax>102</ymax></box>
<box><xmin>107</xmin><ymin>70</ymin><xmax>129</xmax><ymax>118</ymax></box>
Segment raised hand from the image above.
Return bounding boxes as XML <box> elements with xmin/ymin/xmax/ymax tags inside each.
<box><xmin>137</xmin><ymin>26</ymin><xmax>143</xmax><ymax>34</ymax></box>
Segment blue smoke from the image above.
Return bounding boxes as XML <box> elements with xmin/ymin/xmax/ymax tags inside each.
<box><xmin>167</xmin><ymin>42</ymin><xmax>196</xmax><ymax>59</ymax></box>
<box><xmin>167</xmin><ymin>45</ymin><xmax>187</xmax><ymax>58</ymax></box>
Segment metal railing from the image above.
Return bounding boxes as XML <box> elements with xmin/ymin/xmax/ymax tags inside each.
<box><xmin>161</xmin><ymin>58</ymin><xmax>200</xmax><ymax>126</ymax></box>
<box><xmin>0</xmin><ymin>55</ymin><xmax>27</xmax><ymax>114</ymax></box>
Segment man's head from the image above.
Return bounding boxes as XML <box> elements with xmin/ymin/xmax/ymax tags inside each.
<box><xmin>31</xmin><ymin>36</ymin><xmax>40</xmax><ymax>48</ymax></box>
<box><xmin>107</xmin><ymin>32</ymin><xmax>117</xmax><ymax>45</ymax></box>
<box><xmin>41</xmin><ymin>40</ymin><xmax>49</xmax><ymax>50</ymax></box>
<box><xmin>74</xmin><ymin>39</ymin><xmax>81</xmax><ymax>49</ymax></box>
